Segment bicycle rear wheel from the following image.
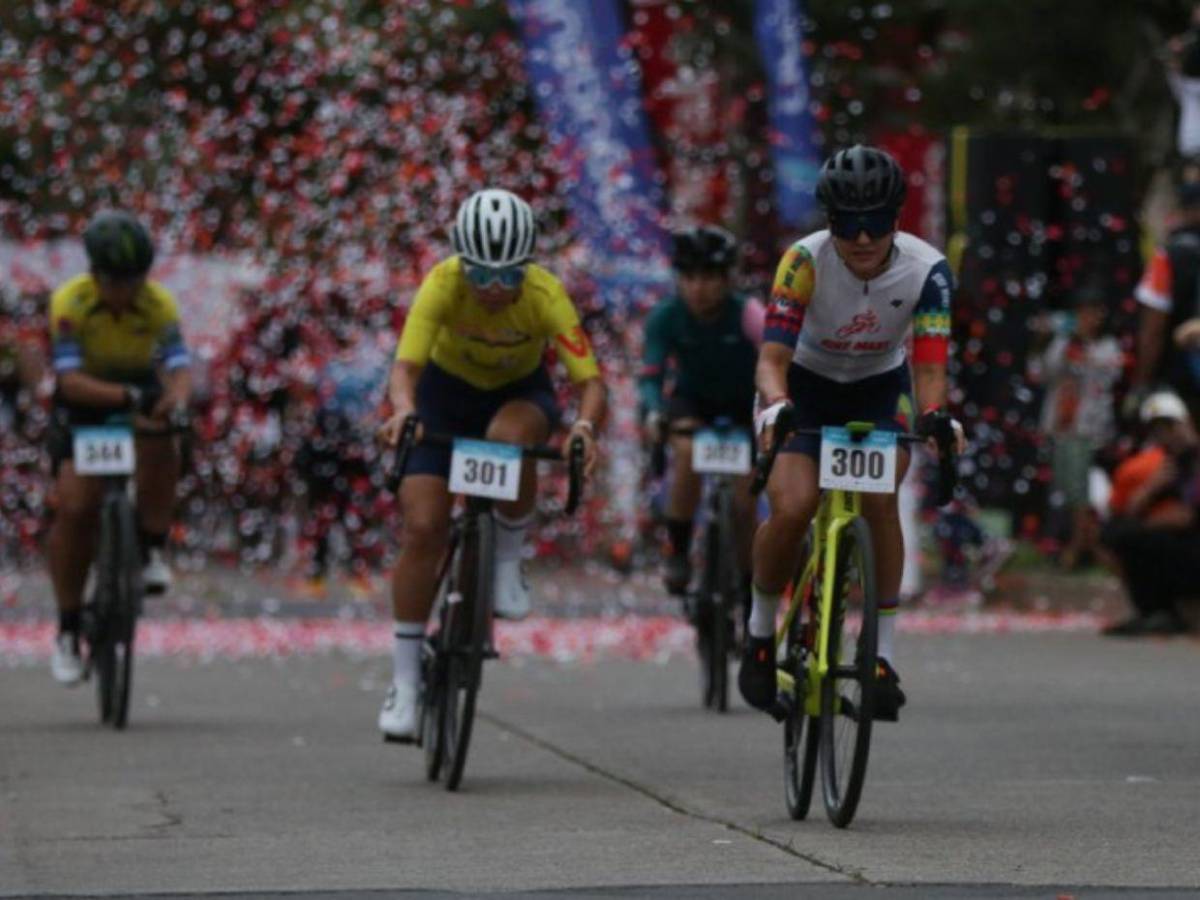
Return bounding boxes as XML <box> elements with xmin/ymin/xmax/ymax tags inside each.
<box><xmin>783</xmin><ymin>547</ymin><xmax>819</xmax><ymax>820</ymax></box>
<box><xmin>819</xmin><ymin>516</ymin><xmax>878</xmax><ymax>828</ymax></box>
<box><xmin>444</xmin><ymin>511</ymin><xmax>493</xmax><ymax>792</ymax></box>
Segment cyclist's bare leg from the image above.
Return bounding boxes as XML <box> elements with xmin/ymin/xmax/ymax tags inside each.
<box><xmin>859</xmin><ymin>448</ymin><xmax>911</xmax><ymax>665</ymax></box>
<box><xmin>134</xmin><ymin>435</ymin><xmax>180</xmax><ymax>536</ymax></box>
<box><xmin>486</xmin><ymin>400</ymin><xmax>550</xmax><ymax>519</ymax></box>
<box><xmin>392</xmin><ymin>476</ymin><xmax>454</xmax><ymax>622</ymax></box>
<box><xmin>46</xmin><ymin>463</ymin><xmax>104</xmax><ymax>616</ymax></box>
<box><xmin>859</xmin><ymin>448</ymin><xmax>911</xmax><ymax>602</ymax></box>
<box><xmin>753</xmin><ymin>452</ymin><xmax>820</xmax><ymax>594</ymax></box>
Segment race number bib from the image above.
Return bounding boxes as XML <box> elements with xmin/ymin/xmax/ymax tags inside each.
<box><xmin>692</xmin><ymin>429</ymin><xmax>752</xmax><ymax>475</ymax></box>
<box><xmin>73</xmin><ymin>426</ymin><xmax>136</xmax><ymax>476</ymax></box>
<box><xmin>448</xmin><ymin>439</ymin><xmax>522</xmax><ymax>501</ymax></box>
<box><xmin>818</xmin><ymin>427</ymin><xmax>897</xmax><ymax>494</ymax></box>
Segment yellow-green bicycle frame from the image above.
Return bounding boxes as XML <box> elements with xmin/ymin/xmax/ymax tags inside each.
<box><xmin>773</xmin><ymin>421</ymin><xmax>878</xmax><ymax>718</ymax></box>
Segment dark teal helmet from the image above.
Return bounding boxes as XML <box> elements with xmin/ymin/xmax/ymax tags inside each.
<box><xmin>83</xmin><ymin>211</ymin><xmax>154</xmax><ymax>278</ymax></box>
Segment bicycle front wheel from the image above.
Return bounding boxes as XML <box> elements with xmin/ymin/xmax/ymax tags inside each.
<box><xmin>819</xmin><ymin>515</ymin><xmax>878</xmax><ymax>828</ymax></box>
<box><xmin>93</xmin><ymin>493</ymin><xmax>140</xmax><ymax>729</ymax></box>
<box><xmin>444</xmin><ymin>511</ymin><xmax>493</xmax><ymax>792</ymax></box>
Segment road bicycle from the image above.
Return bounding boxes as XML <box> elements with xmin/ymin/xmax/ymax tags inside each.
<box><xmin>72</xmin><ymin>412</ymin><xmax>190</xmax><ymax>729</ymax></box>
<box><xmin>652</xmin><ymin>418</ymin><xmax>753</xmax><ymax>712</ymax></box>
<box><xmin>752</xmin><ymin>410</ymin><xmax>957</xmax><ymax>827</ymax></box>
<box><xmin>388</xmin><ymin>417</ymin><xmax>584</xmax><ymax>790</ymax></box>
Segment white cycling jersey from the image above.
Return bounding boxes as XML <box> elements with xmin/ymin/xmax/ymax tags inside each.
<box><xmin>765</xmin><ymin>230</ymin><xmax>953</xmax><ymax>383</ymax></box>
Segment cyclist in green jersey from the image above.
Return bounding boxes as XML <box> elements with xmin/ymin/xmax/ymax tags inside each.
<box><xmin>639</xmin><ymin>226</ymin><xmax>764</xmax><ymax>599</ymax></box>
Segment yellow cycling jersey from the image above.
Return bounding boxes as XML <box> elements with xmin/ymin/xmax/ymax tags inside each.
<box><xmin>49</xmin><ymin>274</ymin><xmax>190</xmax><ymax>381</ymax></box>
<box><xmin>395</xmin><ymin>256</ymin><xmax>600</xmax><ymax>390</ymax></box>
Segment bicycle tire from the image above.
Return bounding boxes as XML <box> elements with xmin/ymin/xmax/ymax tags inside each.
<box><xmin>819</xmin><ymin>515</ymin><xmax>878</xmax><ymax>828</ymax></box>
<box><xmin>423</xmin><ymin>528</ymin><xmax>462</xmax><ymax>782</ymax></box>
<box><xmin>444</xmin><ymin>510</ymin><xmax>493</xmax><ymax>792</ymax></box>
<box><xmin>783</xmin><ymin>544</ymin><xmax>819</xmax><ymax>819</ymax></box>
<box><xmin>108</xmin><ymin>494</ymin><xmax>141</xmax><ymax>729</ymax></box>
<box><xmin>696</xmin><ymin>517</ymin><xmax>719</xmax><ymax>710</ymax></box>
<box><xmin>91</xmin><ymin>493</ymin><xmax>120</xmax><ymax>725</ymax></box>
<box><xmin>711</xmin><ymin>483</ymin><xmax>741</xmax><ymax>713</ymax></box>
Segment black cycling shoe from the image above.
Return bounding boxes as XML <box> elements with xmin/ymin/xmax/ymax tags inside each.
<box><xmin>663</xmin><ymin>554</ymin><xmax>690</xmax><ymax>596</ymax></box>
<box><xmin>873</xmin><ymin>657</ymin><xmax>906</xmax><ymax>722</ymax></box>
<box><xmin>738</xmin><ymin>635</ymin><xmax>776</xmax><ymax>711</ymax></box>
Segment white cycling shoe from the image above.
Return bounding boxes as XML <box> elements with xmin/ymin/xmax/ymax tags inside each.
<box><xmin>493</xmin><ymin>558</ymin><xmax>531</xmax><ymax>621</ymax></box>
<box><xmin>51</xmin><ymin>632</ymin><xmax>85</xmax><ymax>686</ymax></box>
<box><xmin>142</xmin><ymin>548</ymin><xmax>172</xmax><ymax>595</ymax></box>
<box><xmin>378</xmin><ymin>681</ymin><xmax>418</xmax><ymax>743</ymax></box>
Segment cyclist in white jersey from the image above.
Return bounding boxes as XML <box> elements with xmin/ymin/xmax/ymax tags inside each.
<box><xmin>739</xmin><ymin>145</ymin><xmax>964</xmax><ymax>721</ymax></box>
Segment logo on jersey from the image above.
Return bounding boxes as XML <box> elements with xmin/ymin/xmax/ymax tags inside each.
<box><xmin>890</xmin><ymin>298</ymin><xmax>904</xmax><ymax>309</ymax></box>
<box><xmin>835</xmin><ymin>310</ymin><xmax>881</xmax><ymax>339</ymax></box>
<box><xmin>555</xmin><ymin>325</ymin><xmax>592</xmax><ymax>359</ymax></box>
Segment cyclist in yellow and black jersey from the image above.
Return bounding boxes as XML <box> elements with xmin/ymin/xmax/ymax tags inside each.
<box><xmin>45</xmin><ymin>212</ymin><xmax>192</xmax><ymax>686</ymax></box>
<box><xmin>376</xmin><ymin>189</ymin><xmax>607</xmax><ymax>741</ymax></box>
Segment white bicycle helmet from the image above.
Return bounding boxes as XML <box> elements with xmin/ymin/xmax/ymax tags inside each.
<box><xmin>450</xmin><ymin>189</ymin><xmax>537</xmax><ymax>267</ymax></box>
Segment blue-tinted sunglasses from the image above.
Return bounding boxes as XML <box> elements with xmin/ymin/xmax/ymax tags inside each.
<box><xmin>829</xmin><ymin>209</ymin><xmax>897</xmax><ymax>240</ymax></box>
<box><xmin>464</xmin><ymin>262</ymin><xmax>526</xmax><ymax>290</ymax></box>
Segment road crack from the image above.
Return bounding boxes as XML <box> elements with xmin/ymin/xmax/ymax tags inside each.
<box><xmin>479</xmin><ymin>711</ymin><xmax>869</xmax><ymax>884</ymax></box>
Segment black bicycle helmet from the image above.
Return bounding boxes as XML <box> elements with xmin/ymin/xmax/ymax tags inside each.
<box><xmin>815</xmin><ymin>145</ymin><xmax>907</xmax><ymax>214</ymax></box>
<box><xmin>83</xmin><ymin>211</ymin><xmax>155</xmax><ymax>278</ymax></box>
<box><xmin>671</xmin><ymin>225</ymin><xmax>738</xmax><ymax>272</ymax></box>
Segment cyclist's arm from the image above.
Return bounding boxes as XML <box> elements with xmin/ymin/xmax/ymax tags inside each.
<box><xmin>911</xmin><ymin>259</ymin><xmax>953</xmax><ymax>413</ymax></box>
<box><xmin>637</xmin><ymin>304</ymin><xmax>670</xmax><ymax>417</ymax></box>
<box><xmin>756</xmin><ymin>342</ymin><xmax>792</xmax><ymax>407</ymax></box>
<box><xmin>152</xmin><ymin>311</ymin><xmax>192</xmax><ymax>415</ymax></box>
<box><xmin>387</xmin><ymin>359</ymin><xmax>423</xmax><ymax>419</ymax></box>
<box><xmin>757</xmin><ymin>242</ymin><xmax>813</xmax><ymax>406</ymax></box>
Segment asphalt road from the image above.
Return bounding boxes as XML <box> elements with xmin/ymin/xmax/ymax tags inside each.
<box><xmin>4</xmin><ymin>630</ymin><xmax>1200</xmax><ymax>898</ymax></box>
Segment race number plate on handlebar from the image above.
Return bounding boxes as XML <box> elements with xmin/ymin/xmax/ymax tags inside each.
<box><xmin>73</xmin><ymin>426</ymin><xmax>136</xmax><ymax>476</ymax></box>
<box><xmin>449</xmin><ymin>439</ymin><xmax>522</xmax><ymax>501</ymax></box>
<box><xmin>692</xmin><ymin>429</ymin><xmax>752</xmax><ymax>475</ymax></box>
<box><xmin>818</xmin><ymin>427</ymin><xmax>896</xmax><ymax>494</ymax></box>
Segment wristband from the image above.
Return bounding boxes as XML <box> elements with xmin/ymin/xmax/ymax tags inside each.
<box><xmin>124</xmin><ymin>385</ymin><xmax>144</xmax><ymax>412</ymax></box>
<box><xmin>571</xmin><ymin>419</ymin><xmax>595</xmax><ymax>435</ymax></box>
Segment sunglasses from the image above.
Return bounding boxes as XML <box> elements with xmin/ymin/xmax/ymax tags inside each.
<box><xmin>464</xmin><ymin>262</ymin><xmax>526</xmax><ymax>290</ymax></box>
<box><xmin>829</xmin><ymin>210</ymin><xmax>897</xmax><ymax>241</ymax></box>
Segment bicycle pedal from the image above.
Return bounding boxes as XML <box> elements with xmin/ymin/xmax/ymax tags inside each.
<box><xmin>382</xmin><ymin>733</ymin><xmax>417</xmax><ymax>746</ymax></box>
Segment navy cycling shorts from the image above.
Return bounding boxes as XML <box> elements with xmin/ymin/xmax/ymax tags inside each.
<box><xmin>403</xmin><ymin>362</ymin><xmax>561</xmax><ymax>478</ymax></box>
<box><xmin>780</xmin><ymin>363</ymin><xmax>914</xmax><ymax>459</ymax></box>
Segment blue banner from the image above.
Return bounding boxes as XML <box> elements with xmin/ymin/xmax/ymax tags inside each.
<box><xmin>754</xmin><ymin>0</ymin><xmax>822</xmax><ymax>227</ymax></box>
<box><xmin>509</xmin><ymin>0</ymin><xmax>669</xmax><ymax>309</ymax></box>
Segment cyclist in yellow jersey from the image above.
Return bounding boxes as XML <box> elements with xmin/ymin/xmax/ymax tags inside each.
<box><xmin>377</xmin><ymin>189</ymin><xmax>607</xmax><ymax>740</ymax></box>
<box><xmin>45</xmin><ymin>212</ymin><xmax>192</xmax><ymax>686</ymax></box>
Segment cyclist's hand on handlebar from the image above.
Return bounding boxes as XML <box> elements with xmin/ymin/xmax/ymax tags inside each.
<box><xmin>566</xmin><ymin>420</ymin><xmax>598</xmax><ymax>478</ymax></box>
<box><xmin>641</xmin><ymin>410</ymin><xmax>665</xmax><ymax>447</ymax></box>
<box><xmin>755</xmin><ymin>399</ymin><xmax>793</xmax><ymax>454</ymax></box>
<box><xmin>378</xmin><ymin>408</ymin><xmax>418</xmax><ymax>447</ymax></box>
<box><xmin>915</xmin><ymin>408</ymin><xmax>966</xmax><ymax>455</ymax></box>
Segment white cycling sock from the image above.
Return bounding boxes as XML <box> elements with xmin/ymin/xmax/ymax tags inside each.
<box><xmin>748</xmin><ymin>585</ymin><xmax>781</xmax><ymax>639</ymax></box>
<box><xmin>877</xmin><ymin>597</ymin><xmax>899</xmax><ymax>662</ymax></box>
<box><xmin>494</xmin><ymin>510</ymin><xmax>533</xmax><ymax>562</ymax></box>
<box><xmin>392</xmin><ymin>621</ymin><xmax>424</xmax><ymax>689</ymax></box>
